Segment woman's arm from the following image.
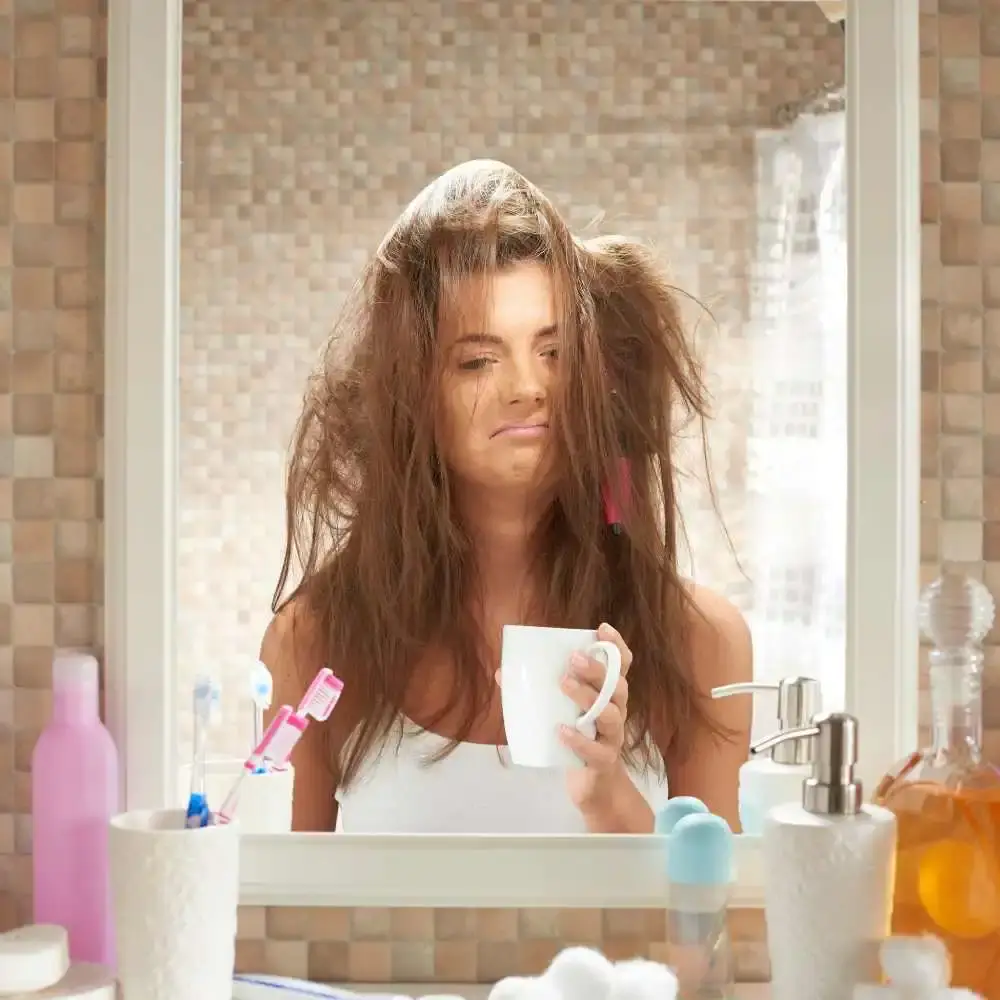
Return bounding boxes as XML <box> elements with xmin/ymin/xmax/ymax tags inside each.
<box><xmin>260</xmin><ymin>603</ymin><xmax>338</xmax><ymax>831</ymax></box>
<box><xmin>663</xmin><ymin>584</ymin><xmax>753</xmax><ymax>832</ymax></box>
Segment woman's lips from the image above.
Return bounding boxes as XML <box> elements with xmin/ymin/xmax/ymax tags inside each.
<box><xmin>493</xmin><ymin>422</ymin><xmax>549</xmax><ymax>439</ymax></box>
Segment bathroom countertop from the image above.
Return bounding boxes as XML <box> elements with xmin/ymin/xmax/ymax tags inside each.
<box><xmin>347</xmin><ymin>984</ymin><xmax>770</xmax><ymax>998</ymax></box>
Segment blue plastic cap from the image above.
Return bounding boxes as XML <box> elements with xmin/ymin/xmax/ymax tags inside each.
<box><xmin>666</xmin><ymin>813</ymin><xmax>734</xmax><ymax>887</ymax></box>
<box><xmin>654</xmin><ymin>796</ymin><xmax>709</xmax><ymax>834</ymax></box>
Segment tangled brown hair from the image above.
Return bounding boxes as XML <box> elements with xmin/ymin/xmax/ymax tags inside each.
<box><xmin>274</xmin><ymin>159</ymin><xmax>719</xmax><ymax>789</ymax></box>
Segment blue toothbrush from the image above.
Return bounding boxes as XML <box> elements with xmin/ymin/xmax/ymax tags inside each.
<box><xmin>186</xmin><ymin>674</ymin><xmax>221</xmax><ymax>828</ymax></box>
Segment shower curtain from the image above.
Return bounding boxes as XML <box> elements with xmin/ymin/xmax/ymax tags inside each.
<box><xmin>743</xmin><ymin>111</ymin><xmax>848</xmax><ymax>731</ymax></box>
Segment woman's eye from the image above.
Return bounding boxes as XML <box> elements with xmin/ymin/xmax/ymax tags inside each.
<box><xmin>541</xmin><ymin>347</ymin><xmax>560</xmax><ymax>361</ymax></box>
<box><xmin>458</xmin><ymin>357</ymin><xmax>493</xmax><ymax>372</ymax></box>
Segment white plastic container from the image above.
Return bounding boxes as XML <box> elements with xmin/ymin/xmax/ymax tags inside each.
<box><xmin>109</xmin><ymin>808</ymin><xmax>239</xmax><ymax>1000</ymax></box>
<box><xmin>756</xmin><ymin>712</ymin><xmax>897</xmax><ymax>1000</ymax></box>
<box><xmin>712</xmin><ymin>676</ymin><xmax>821</xmax><ymax>835</ymax></box>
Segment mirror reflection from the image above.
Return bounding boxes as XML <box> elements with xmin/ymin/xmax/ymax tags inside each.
<box><xmin>177</xmin><ymin>1</ymin><xmax>847</xmax><ymax>834</ymax></box>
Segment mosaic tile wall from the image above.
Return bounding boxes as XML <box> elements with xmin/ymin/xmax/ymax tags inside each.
<box><xmin>0</xmin><ymin>0</ymin><xmax>106</xmax><ymax>930</ymax></box>
<box><xmin>0</xmin><ymin>0</ymin><xmax>984</xmax><ymax>990</ymax></box>
<box><xmin>920</xmin><ymin>0</ymin><xmax>1000</xmax><ymax>760</ymax></box>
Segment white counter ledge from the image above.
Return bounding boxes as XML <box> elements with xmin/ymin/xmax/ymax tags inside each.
<box><xmin>346</xmin><ymin>984</ymin><xmax>770</xmax><ymax>998</ymax></box>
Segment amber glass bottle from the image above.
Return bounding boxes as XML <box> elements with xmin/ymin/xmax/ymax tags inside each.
<box><xmin>872</xmin><ymin>574</ymin><xmax>1000</xmax><ymax>997</ymax></box>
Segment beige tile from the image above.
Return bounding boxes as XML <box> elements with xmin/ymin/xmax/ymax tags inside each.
<box><xmin>348</xmin><ymin>942</ymin><xmax>391</xmax><ymax>981</ymax></box>
<box><xmin>389</xmin><ymin>908</ymin><xmax>435</xmax><ymax>941</ymax></box>
<box><xmin>261</xmin><ymin>940</ymin><xmax>309</xmax><ymax>980</ymax></box>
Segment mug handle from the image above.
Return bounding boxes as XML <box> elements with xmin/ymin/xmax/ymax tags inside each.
<box><xmin>575</xmin><ymin>640</ymin><xmax>622</xmax><ymax>732</ymax></box>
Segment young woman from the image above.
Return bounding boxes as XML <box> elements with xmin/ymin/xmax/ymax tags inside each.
<box><xmin>262</xmin><ymin>159</ymin><xmax>752</xmax><ymax>834</ymax></box>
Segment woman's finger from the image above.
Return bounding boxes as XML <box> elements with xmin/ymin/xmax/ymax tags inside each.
<box><xmin>593</xmin><ymin>702</ymin><xmax>626</xmax><ymax>747</ymax></box>
<box><xmin>559</xmin><ymin>724</ymin><xmax>619</xmax><ymax>769</ymax></box>
<box><xmin>597</xmin><ymin>622</ymin><xmax>634</xmax><ymax>674</ymax></box>
<box><xmin>560</xmin><ymin>673</ymin><xmax>598</xmax><ymax>713</ymax></box>
<box><xmin>567</xmin><ymin>656</ymin><xmax>629</xmax><ymax>713</ymax></box>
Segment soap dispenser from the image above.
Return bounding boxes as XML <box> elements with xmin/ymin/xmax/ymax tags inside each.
<box><xmin>755</xmin><ymin>711</ymin><xmax>897</xmax><ymax>1000</ymax></box>
<box><xmin>711</xmin><ymin>676</ymin><xmax>821</xmax><ymax>835</ymax></box>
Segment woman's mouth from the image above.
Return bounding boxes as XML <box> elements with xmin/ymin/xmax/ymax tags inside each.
<box><xmin>493</xmin><ymin>422</ymin><xmax>549</xmax><ymax>439</ymax></box>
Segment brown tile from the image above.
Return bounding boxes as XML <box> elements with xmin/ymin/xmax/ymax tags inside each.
<box><xmin>434</xmin><ymin>908</ymin><xmax>477</xmax><ymax>941</ymax></box>
<box><xmin>307</xmin><ymin>941</ymin><xmax>349</xmax><ymax>982</ymax></box>
<box><xmin>942</xmin><ymin>350</ymin><xmax>983</xmax><ymax>391</ymax></box>
<box><xmin>234</xmin><ymin>940</ymin><xmax>266</xmax><ymax>974</ymax></box>
<box><xmin>516</xmin><ymin>940</ymin><xmax>562</xmax><ymax>978</ymax></box>
<box><xmin>476</xmin><ymin>941</ymin><xmax>520</xmax><ymax>983</ymax></box>
<box><xmin>389</xmin><ymin>908</ymin><xmax>434</xmax><ymax>941</ymax></box>
<box><xmin>941</xmin><ymin>220</ymin><xmax>981</xmax><ymax>263</ymax></box>
<box><xmin>602</xmin><ymin>936</ymin><xmax>647</xmax><ymax>962</ymax></box>
<box><xmin>474</xmin><ymin>908</ymin><xmax>518</xmax><ymax>942</ymax></box>
<box><xmin>347</xmin><ymin>942</ymin><xmax>391</xmax><ymax>981</ymax></box>
<box><xmin>602</xmin><ymin>908</ymin><xmax>648</xmax><ymax>938</ymax></box>
<box><xmin>939</xmin><ymin>14</ymin><xmax>979</xmax><ymax>56</ymax></box>
<box><xmin>236</xmin><ymin>906</ymin><xmax>266</xmax><ymax>940</ymax></box>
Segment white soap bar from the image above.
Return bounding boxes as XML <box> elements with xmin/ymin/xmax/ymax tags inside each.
<box><xmin>10</xmin><ymin>963</ymin><xmax>116</xmax><ymax>1000</ymax></box>
<box><xmin>0</xmin><ymin>924</ymin><xmax>70</xmax><ymax>996</ymax></box>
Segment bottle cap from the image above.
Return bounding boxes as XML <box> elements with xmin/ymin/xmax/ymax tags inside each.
<box><xmin>654</xmin><ymin>796</ymin><xmax>708</xmax><ymax>835</ymax></box>
<box><xmin>52</xmin><ymin>652</ymin><xmax>99</xmax><ymax>690</ymax></box>
<box><xmin>666</xmin><ymin>813</ymin><xmax>733</xmax><ymax>887</ymax></box>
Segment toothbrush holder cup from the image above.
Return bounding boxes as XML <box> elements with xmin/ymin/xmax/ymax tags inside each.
<box><xmin>109</xmin><ymin>808</ymin><xmax>239</xmax><ymax>1000</ymax></box>
<box><xmin>176</xmin><ymin>756</ymin><xmax>295</xmax><ymax>833</ymax></box>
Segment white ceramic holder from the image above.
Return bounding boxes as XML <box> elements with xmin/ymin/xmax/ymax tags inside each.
<box><xmin>177</xmin><ymin>757</ymin><xmax>295</xmax><ymax>833</ymax></box>
<box><xmin>109</xmin><ymin>808</ymin><xmax>239</xmax><ymax>1000</ymax></box>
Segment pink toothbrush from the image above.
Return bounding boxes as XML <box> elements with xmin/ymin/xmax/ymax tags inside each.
<box><xmin>214</xmin><ymin>668</ymin><xmax>344</xmax><ymax>825</ymax></box>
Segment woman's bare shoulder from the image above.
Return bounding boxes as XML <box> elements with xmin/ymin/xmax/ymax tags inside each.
<box><xmin>681</xmin><ymin>581</ymin><xmax>753</xmax><ymax>688</ymax></box>
<box><xmin>260</xmin><ymin>597</ymin><xmax>325</xmax><ymax>699</ymax></box>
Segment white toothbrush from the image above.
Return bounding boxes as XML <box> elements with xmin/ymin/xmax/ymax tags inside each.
<box><xmin>249</xmin><ymin>660</ymin><xmax>273</xmax><ymax>752</ymax></box>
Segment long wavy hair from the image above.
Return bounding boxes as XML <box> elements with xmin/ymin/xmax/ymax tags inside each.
<box><xmin>274</xmin><ymin>159</ymin><xmax>720</xmax><ymax>788</ymax></box>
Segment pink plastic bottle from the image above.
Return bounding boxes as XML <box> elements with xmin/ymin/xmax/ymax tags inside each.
<box><xmin>32</xmin><ymin>652</ymin><xmax>119</xmax><ymax>966</ymax></box>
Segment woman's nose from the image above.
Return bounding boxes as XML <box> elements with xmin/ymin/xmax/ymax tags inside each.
<box><xmin>500</xmin><ymin>356</ymin><xmax>547</xmax><ymax>405</ymax></box>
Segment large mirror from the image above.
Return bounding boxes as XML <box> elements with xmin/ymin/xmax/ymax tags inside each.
<box><xmin>173</xmin><ymin>0</ymin><xmax>848</xmax><ymax>836</ymax></box>
<box><xmin>105</xmin><ymin>0</ymin><xmax>918</xmax><ymax>902</ymax></box>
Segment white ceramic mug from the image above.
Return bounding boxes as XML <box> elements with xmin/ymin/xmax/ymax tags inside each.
<box><xmin>500</xmin><ymin>625</ymin><xmax>623</xmax><ymax>769</ymax></box>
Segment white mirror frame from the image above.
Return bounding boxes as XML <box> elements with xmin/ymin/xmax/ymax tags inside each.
<box><xmin>103</xmin><ymin>0</ymin><xmax>919</xmax><ymax>908</ymax></box>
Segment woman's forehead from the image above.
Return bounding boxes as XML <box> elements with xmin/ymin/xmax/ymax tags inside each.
<box><xmin>437</xmin><ymin>262</ymin><xmax>556</xmax><ymax>344</ymax></box>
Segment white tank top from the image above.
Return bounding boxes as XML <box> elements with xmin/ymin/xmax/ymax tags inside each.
<box><xmin>335</xmin><ymin>718</ymin><xmax>669</xmax><ymax>833</ymax></box>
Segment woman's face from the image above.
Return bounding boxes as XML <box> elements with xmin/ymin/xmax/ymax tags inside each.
<box><xmin>437</xmin><ymin>260</ymin><xmax>560</xmax><ymax>494</ymax></box>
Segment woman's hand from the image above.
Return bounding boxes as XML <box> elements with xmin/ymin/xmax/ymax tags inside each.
<box><xmin>560</xmin><ymin>623</ymin><xmax>650</xmax><ymax>831</ymax></box>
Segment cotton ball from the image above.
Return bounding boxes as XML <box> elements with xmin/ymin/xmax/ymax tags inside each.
<box><xmin>880</xmin><ymin>935</ymin><xmax>950</xmax><ymax>990</ymax></box>
<box><xmin>542</xmin><ymin>946</ymin><xmax>616</xmax><ymax>1000</ymax></box>
<box><xmin>609</xmin><ymin>958</ymin><xmax>679</xmax><ymax>1000</ymax></box>
<box><xmin>488</xmin><ymin>976</ymin><xmax>562</xmax><ymax>1000</ymax></box>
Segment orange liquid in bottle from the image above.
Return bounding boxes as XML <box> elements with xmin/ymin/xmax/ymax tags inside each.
<box><xmin>874</xmin><ymin>770</ymin><xmax>1000</xmax><ymax>997</ymax></box>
